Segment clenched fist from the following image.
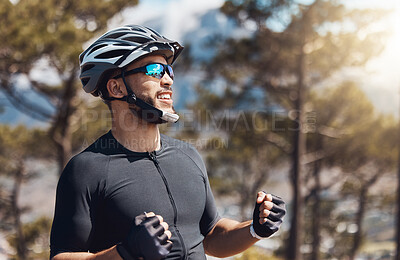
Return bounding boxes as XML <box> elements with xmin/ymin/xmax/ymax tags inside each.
<box><xmin>117</xmin><ymin>212</ymin><xmax>172</xmax><ymax>260</ymax></box>
<box><xmin>252</xmin><ymin>192</ymin><xmax>286</xmax><ymax>238</ymax></box>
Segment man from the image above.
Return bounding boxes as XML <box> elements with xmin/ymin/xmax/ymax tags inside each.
<box><xmin>50</xmin><ymin>25</ymin><xmax>286</xmax><ymax>260</ymax></box>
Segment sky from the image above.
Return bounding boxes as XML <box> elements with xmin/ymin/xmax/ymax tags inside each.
<box><xmin>356</xmin><ymin>0</ymin><xmax>400</xmax><ymax>117</ymax></box>
<box><xmin>108</xmin><ymin>0</ymin><xmax>225</xmax><ymax>42</ymax></box>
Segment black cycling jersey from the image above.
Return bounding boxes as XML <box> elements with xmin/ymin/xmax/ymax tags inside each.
<box><xmin>50</xmin><ymin>131</ymin><xmax>221</xmax><ymax>259</ymax></box>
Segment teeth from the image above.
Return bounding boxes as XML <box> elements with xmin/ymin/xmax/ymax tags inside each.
<box><xmin>158</xmin><ymin>93</ymin><xmax>171</xmax><ymax>99</ymax></box>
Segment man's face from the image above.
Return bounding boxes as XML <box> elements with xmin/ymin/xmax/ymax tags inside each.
<box><xmin>122</xmin><ymin>55</ymin><xmax>176</xmax><ymax>121</ymax></box>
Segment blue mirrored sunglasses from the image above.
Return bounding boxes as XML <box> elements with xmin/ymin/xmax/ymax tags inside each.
<box><xmin>113</xmin><ymin>63</ymin><xmax>174</xmax><ymax>80</ymax></box>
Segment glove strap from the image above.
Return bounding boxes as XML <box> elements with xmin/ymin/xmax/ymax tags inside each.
<box><xmin>250</xmin><ymin>221</ymin><xmax>268</xmax><ymax>240</ymax></box>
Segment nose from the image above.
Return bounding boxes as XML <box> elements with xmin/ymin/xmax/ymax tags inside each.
<box><xmin>160</xmin><ymin>72</ymin><xmax>173</xmax><ymax>88</ymax></box>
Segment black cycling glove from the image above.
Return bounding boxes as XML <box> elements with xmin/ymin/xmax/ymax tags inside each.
<box><xmin>252</xmin><ymin>193</ymin><xmax>286</xmax><ymax>238</ymax></box>
<box><xmin>117</xmin><ymin>213</ymin><xmax>172</xmax><ymax>260</ymax></box>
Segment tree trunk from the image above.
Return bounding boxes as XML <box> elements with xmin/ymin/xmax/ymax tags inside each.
<box><xmin>286</xmin><ymin>41</ymin><xmax>306</xmax><ymax>260</ymax></box>
<box><xmin>49</xmin><ymin>70</ymin><xmax>77</xmax><ymax>174</ymax></box>
<box><xmin>311</xmin><ymin>159</ymin><xmax>322</xmax><ymax>260</ymax></box>
<box><xmin>349</xmin><ymin>173</ymin><xmax>380</xmax><ymax>260</ymax></box>
<box><xmin>349</xmin><ymin>187</ymin><xmax>367</xmax><ymax>260</ymax></box>
<box><xmin>54</xmin><ymin>132</ymin><xmax>73</xmax><ymax>174</ymax></box>
<box><xmin>11</xmin><ymin>163</ymin><xmax>28</xmax><ymax>259</ymax></box>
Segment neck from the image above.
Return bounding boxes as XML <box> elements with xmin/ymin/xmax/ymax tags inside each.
<box><xmin>111</xmin><ymin>109</ymin><xmax>161</xmax><ymax>152</ymax></box>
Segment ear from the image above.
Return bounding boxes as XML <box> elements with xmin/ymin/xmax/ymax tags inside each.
<box><xmin>106</xmin><ymin>79</ymin><xmax>125</xmax><ymax>98</ymax></box>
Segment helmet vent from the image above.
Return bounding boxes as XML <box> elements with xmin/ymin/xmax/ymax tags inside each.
<box><xmin>81</xmin><ymin>64</ymin><xmax>95</xmax><ymax>73</ymax></box>
<box><xmin>122</xmin><ymin>36</ymin><xmax>150</xmax><ymax>44</ymax></box>
<box><xmin>95</xmin><ymin>50</ymin><xmax>130</xmax><ymax>59</ymax></box>
<box><xmin>88</xmin><ymin>44</ymin><xmax>108</xmax><ymax>55</ymax></box>
<box><xmin>114</xmin><ymin>43</ymin><xmax>131</xmax><ymax>46</ymax></box>
<box><xmin>106</xmin><ymin>32</ymin><xmax>126</xmax><ymax>39</ymax></box>
<box><xmin>132</xmin><ymin>27</ymin><xmax>147</xmax><ymax>33</ymax></box>
<box><xmin>81</xmin><ymin>78</ymin><xmax>90</xmax><ymax>86</ymax></box>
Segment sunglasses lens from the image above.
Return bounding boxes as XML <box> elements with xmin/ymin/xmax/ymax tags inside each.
<box><xmin>145</xmin><ymin>64</ymin><xmax>164</xmax><ymax>79</ymax></box>
<box><xmin>144</xmin><ymin>64</ymin><xmax>174</xmax><ymax>80</ymax></box>
<box><xmin>167</xmin><ymin>65</ymin><xmax>174</xmax><ymax>80</ymax></box>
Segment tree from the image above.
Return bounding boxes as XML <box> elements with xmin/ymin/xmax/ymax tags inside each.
<box><xmin>0</xmin><ymin>124</ymin><xmax>53</xmax><ymax>259</ymax></box>
<box><xmin>303</xmin><ymin>82</ymin><xmax>397</xmax><ymax>259</ymax></box>
<box><xmin>209</xmin><ymin>1</ymin><xmax>387</xmax><ymax>259</ymax></box>
<box><xmin>0</xmin><ymin>0</ymin><xmax>139</xmax><ymax>173</ymax></box>
<box><xmin>334</xmin><ymin>116</ymin><xmax>396</xmax><ymax>259</ymax></box>
<box><xmin>7</xmin><ymin>217</ymin><xmax>53</xmax><ymax>260</ymax></box>
<box><xmin>180</xmin><ymin>85</ymin><xmax>288</xmax><ymax>221</ymax></box>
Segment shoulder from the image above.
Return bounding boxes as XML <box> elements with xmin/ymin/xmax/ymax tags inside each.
<box><xmin>59</xmin><ymin>134</ymin><xmax>112</xmax><ymax>192</ymax></box>
<box><xmin>161</xmin><ymin>134</ymin><xmax>206</xmax><ymax>172</ymax></box>
<box><xmin>60</xmin><ymin>152</ymin><xmax>109</xmax><ymax>191</ymax></box>
<box><xmin>66</xmin><ymin>149</ymin><xmax>109</xmax><ymax>174</ymax></box>
<box><xmin>67</xmin><ymin>132</ymin><xmax>114</xmax><ymax>174</ymax></box>
<box><xmin>161</xmin><ymin>134</ymin><xmax>201</xmax><ymax>156</ymax></box>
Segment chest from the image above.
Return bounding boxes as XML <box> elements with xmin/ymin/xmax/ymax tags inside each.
<box><xmin>102</xmin><ymin>154</ymin><xmax>207</xmax><ymax>230</ymax></box>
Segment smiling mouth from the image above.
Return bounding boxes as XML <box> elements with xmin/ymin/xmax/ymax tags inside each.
<box><xmin>156</xmin><ymin>91</ymin><xmax>174</xmax><ymax>106</ymax></box>
<box><xmin>157</xmin><ymin>93</ymin><xmax>171</xmax><ymax>100</ymax></box>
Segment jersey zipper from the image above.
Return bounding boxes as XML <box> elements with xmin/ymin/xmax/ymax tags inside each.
<box><xmin>148</xmin><ymin>151</ymin><xmax>188</xmax><ymax>260</ymax></box>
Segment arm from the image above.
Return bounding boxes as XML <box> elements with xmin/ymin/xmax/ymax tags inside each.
<box><xmin>51</xmin><ymin>156</ymin><xmax>172</xmax><ymax>260</ymax></box>
<box><xmin>203</xmin><ymin>218</ymin><xmax>257</xmax><ymax>258</ymax></box>
<box><xmin>52</xmin><ymin>246</ymin><xmax>121</xmax><ymax>260</ymax></box>
<box><xmin>51</xmin><ymin>213</ymin><xmax>172</xmax><ymax>260</ymax></box>
<box><xmin>203</xmin><ymin>192</ymin><xmax>286</xmax><ymax>258</ymax></box>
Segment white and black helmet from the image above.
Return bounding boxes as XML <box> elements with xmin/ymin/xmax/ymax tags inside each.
<box><xmin>79</xmin><ymin>25</ymin><xmax>184</xmax><ymax>96</ymax></box>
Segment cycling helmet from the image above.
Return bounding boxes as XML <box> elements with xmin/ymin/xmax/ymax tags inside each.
<box><xmin>79</xmin><ymin>25</ymin><xmax>184</xmax><ymax>96</ymax></box>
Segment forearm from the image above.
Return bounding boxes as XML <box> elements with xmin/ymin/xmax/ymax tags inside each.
<box><xmin>51</xmin><ymin>246</ymin><xmax>122</xmax><ymax>260</ymax></box>
<box><xmin>203</xmin><ymin>218</ymin><xmax>258</xmax><ymax>258</ymax></box>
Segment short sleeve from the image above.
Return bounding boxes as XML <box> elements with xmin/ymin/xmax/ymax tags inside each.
<box><xmin>49</xmin><ymin>154</ymin><xmax>106</xmax><ymax>258</ymax></box>
<box><xmin>184</xmin><ymin>145</ymin><xmax>221</xmax><ymax>236</ymax></box>
<box><xmin>199</xmin><ymin>170</ymin><xmax>221</xmax><ymax>236</ymax></box>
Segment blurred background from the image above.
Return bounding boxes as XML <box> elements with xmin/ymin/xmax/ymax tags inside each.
<box><xmin>0</xmin><ymin>0</ymin><xmax>399</xmax><ymax>259</ymax></box>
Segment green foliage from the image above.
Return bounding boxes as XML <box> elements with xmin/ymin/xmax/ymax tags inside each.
<box><xmin>302</xmin><ymin>83</ymin><xmax>398</xmax><ymax>259</ymax></box>
<box><xmin>0</xmin><ymin>124</ymin><xmax>54</xmax><ymax>162</ymax></box>
<box><xmin>310</xmin><ymin>83</ymin><xmax>397</xmax><ymax>175</ymax></box>
<box><xmin>0</xmin><ymin>0</ymin><xmax>140</xmax><ymax>170</ymax></box>
<box><xmin>0</xmin><ymin>0</ymin><xmax>138</xmax><ymax>73</ymax></box>
<box><xmin>71</xmin><ymin>99</ymin><xmax>112</xmax><ymax>152</ymax></box>
<box><xmin>221</xmin><ymin>0</ymin><xmax>289</xmax><ymax>26</ymax></box>
<box><xmin>0</xmin><ymin>124</ymin><xmax>52</xmax><ymax>219</ymax></box>
<box><xmin>0</xmin><ymin>125</ymin><xmax>54</xmax><ymax>259</ymax></box>
<box><xmin>214</xmin><ymin>0</ymin><xmax>387</xmax><ymax>111</ymax></box>
<box><xmin>187</xmin><ymin>84</ymin><xmax>288</xmax><ymax>220</ymax></box>
<box><xmin>0</xmin><ymin>1</ymin><xmax>140</xmax><ymax>257</ymax></box>
<box><xmin>7</xmin><ymin>216</ymin><xmax>52</xmax><ymax>260</ymax></box>
<box><xmin>194</xmin><ymin>1</ymin><xmax>390</xmax><ymax>258</ymax></box>
<box><xmin>305</xmin><ymin>82</ymin><xmax>380</xmax><ymax>169</ymax></box>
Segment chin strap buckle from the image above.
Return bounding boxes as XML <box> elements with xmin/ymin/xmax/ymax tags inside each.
<box><xmin>161</xmin><ymin>112</ymin><xmax>179</xmax><ymax>123</ymax></box>
<box><xmin>126</xmin><ymin>93</ymin><xmax>137</xmax><ymax>104</ymax></box>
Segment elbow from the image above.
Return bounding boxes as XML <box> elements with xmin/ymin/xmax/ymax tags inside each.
<box><xmin>204</xmin><ymin>241</ymin><xmax>234</xmax><ymax>258</ymax></box>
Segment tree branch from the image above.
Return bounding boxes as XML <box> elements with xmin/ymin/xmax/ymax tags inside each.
<box><xmin>265</xmin><ymin>131</ymin><xmax>292</xmax><ymax>154</ymax></box>
<box><xmin>318</xmin><ymin>125</ymin><xmax>347</xmax><ymax>139</ymax></box>
<box><xmin>28</xmin><ymin>79</ymin><xmax>59</xmax><ymax>105</ymax></box>
<box><xmin>1</xmin><ymin>88</ymin><xmax>53</xmax><ymax>122</ymax></box>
